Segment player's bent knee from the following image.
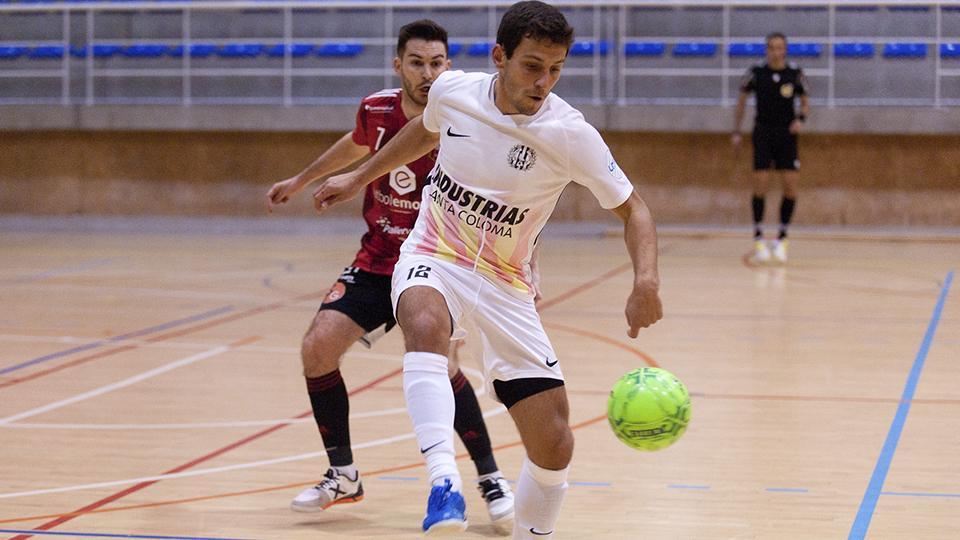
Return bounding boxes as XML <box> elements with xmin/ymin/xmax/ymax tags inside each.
<box><xmin>300</xmin><ymin>329</ymin><xmax>346</xmax><ymax>378</ymax></box>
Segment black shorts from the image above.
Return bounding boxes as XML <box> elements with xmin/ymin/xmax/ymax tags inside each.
<box><xmin>318</xmin><ymin>266</ymin><xmax>397</xmax><ymax>334</ymax></box>
<box><xmin>752</xmin><ymin>126</ymin><xmax>799</xmax><ymax>171</ymax></box>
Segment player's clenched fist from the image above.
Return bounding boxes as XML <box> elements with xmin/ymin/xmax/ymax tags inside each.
<box><xmin>625</xmin><ymin>282</ymin><xmax>662</xmax><ymax>338</ymax></box>
<box><xmin>313</xmin><ymin>172</ymin><xmax>365</xmax><ymax>214</ymax></box>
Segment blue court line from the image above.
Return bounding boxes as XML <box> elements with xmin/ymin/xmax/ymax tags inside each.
<box><xmin>849</xmin><ymin>271</ymin><xmax>954</xmax><ymax>540</ymax></box>
<box><xmin>766</xmin><ymin>487</ymin><xmax>810</xmax><ymax>493</ymax></box>
<box><xmin>667</xmin><ymin>484</ymin><xmax>711</xmax><ymax>490</ymax></box>
<box><xmin>881</xmin><ymin>491</ymin><xmax>960</xmax><ymax>498</ymax></box>
<box><xmin>0</xmin><ymin>305</ymin><xmax>235</xmax><ymax>376</ymax></box>
<box><xmin>7</xmin><ymin>258</ymin><xmax>115</xmax><ymax>285</ymax></box>
<box><xmin>0</xmin><ymin>530</ymin><xmax>254</xmax><ymax>540</ymax></box>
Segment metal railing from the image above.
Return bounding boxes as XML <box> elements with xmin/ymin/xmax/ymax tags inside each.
<box><xmin>1</xmin><ymin>0</ymin><xmax>959</xmax><ymax>107</ymax></box>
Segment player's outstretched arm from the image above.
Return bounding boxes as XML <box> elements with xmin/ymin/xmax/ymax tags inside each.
<box><xmin>313</xmin><ymin>115</ymin><xmax>439</xmax><ymax>213</ymax></box>
<box><xmin>611</xmin><ymin>190</ymin><xmax>663</xmax><ymax>338</ymax></box>
<box><xmin>266</xmin><ymin>132</ymin><xmax>367</xmax><ymax>213</ymax></box>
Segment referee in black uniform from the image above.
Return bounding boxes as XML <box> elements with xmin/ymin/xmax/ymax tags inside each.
<box><xmin>732</xmin><ymin>31</ymin><xmax>809</xmax><ymax>263</ymax></box>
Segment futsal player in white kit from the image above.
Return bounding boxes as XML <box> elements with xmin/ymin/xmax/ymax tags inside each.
<box><xmin>314</xmin><ymin>2</ymin><xmax>663</xmax><ymax>537</ymax></box>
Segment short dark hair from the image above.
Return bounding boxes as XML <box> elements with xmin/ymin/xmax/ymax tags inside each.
<box><xmin>397</xmin><ymin>19</ymin><xmax>449</xmax><ymax>57</ymax></box>
<box><xmin>496</xmin><ymin>1</ymin><xmax>574</xmax><ymax>59</ymax></box>
<box><xmin>766</xmin><ymin>32</ymin><xmax>787</xmax><ymax>45</ymax></box>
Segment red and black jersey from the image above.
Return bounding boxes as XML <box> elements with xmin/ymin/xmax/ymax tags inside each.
<box><xmin>349</xmin><ymin>88</ymin><xmax>437</xmax><ymax>275</ymax></box>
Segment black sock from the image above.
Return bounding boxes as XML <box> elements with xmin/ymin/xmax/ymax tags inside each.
<box><xmin>779</xmin><ymin>196</ymin><xmax>796</xmax><ymax>239</ymax></box>
<box><xmin>451</xmin><ymin>370</ymin><xmax>497</xmax><ymax>476</ymax></box>
<box><xmin>306</xmin><ymin>370</ymin><xmax>352</xmax><ymax>467</ymax></box>
<box><xmin>752</xmin><ymin>195</ymin><xmax>765</xmax><ymax>239</ymax></box>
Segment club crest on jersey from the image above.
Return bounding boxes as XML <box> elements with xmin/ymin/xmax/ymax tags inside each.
<box><xmin>507</xmin><ymin>144</ymin><xmax>537</xmax><ymax>172</ymax></box>
<box><xmin>389</xmin><ymin>165</ymin><xmax>417</xmax><ymax>196</ymax></box>
<box><xmin>780</xmin><ymin>83</ymin><xmax>794</xmax><ymax>98</ymax></box>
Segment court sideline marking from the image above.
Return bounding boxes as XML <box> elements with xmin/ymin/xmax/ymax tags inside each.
<box><xmin>848</xmin><ymin>270</ymin><xmax>954</xmax><ymax>540</ymax></box>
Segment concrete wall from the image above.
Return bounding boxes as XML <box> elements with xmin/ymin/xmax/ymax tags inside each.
<box><xmin>3</xmin><ymin>129</ymin><xmax>958</xmax><ymax>227</ymax></box>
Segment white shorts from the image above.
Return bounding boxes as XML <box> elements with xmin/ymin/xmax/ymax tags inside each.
<box><xmin>391</xmin><ymin>254</ymin><xmax>562</xmax><ymax>401</ymax></box>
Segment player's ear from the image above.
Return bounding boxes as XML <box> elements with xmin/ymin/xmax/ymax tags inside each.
<box><xmin>445</xmin><ymin>58</ymin><xmax>452</xmax><ymax>69</ymax></box>
<box><xmin>492</xmin><ymin>44</ymin><xmax>505</xmax><ymax>68</ymax></box>
<box><xmin>393</xmin><ymin>56</ymin><xmax>401</xmax><ymax>75</ymax></box>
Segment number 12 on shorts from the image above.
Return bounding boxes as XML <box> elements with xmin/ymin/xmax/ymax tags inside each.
<box><xmin>406</xmin><ymin>265</ymin><xmax>432</xmax><ymax>280</ymax></box>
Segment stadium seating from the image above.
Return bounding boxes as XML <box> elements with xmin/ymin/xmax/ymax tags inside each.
<box><xmin>624</xmin><ymin>42</ymin><xmax>666</xmax><ymax>57</ymax></box>
<box><xmin>672</xmin><ymin>43</ymin><xmax>717</xmax><ymax>57</ymax></box>
<box><xmin>570</xmin><ymin>41</ymin><xmax>610</xmax><ymax>56</ymax></box>
<box><xmin>943</xmin><ymin>43</ymin><xmax>960</xmax><ymax>58</ymax></box>
<box><xmin>834</xmin><ymin>43</ymin><xmax>875</xmax><ymax>58</ymax></box>
<box><xmin>315</xmin><ymin>43</ymin><xmax>363</xmax><ymax>57</ymax></box>
<box><xmin>467</xmin><ymin>42</ymin><xmax>492</xmax><ymax>57</ymax></box>
<box><xmin>883</xmin><ymin>43</ymin><xmax>927</xmax><ymax>58</ymax></box>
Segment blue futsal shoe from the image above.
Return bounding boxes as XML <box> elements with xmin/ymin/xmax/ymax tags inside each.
<box><xmin>422</xmin><ymin>479</ymin><xmax>467</xmax><ymax>535</ymax></box>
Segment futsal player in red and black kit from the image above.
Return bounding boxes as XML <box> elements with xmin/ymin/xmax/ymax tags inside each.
<box><xmin>732</xmin><ymin>31</ymin><xmax>810</xmax><ymax>264</ymax></box>
<box><xmin>266</xmin><ymin>20</ymin><xmax>514</xmax><ymax>532</ymax></box>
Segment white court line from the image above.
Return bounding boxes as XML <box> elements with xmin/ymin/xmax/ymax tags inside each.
<box><xmin>0</xmin><ymin>344</ymin><xmax>233</xmax><ymax>425</ymax></box>
<box><xmin>0</xmin><ymin>357</ymin><xmax>484</xmax><ymax>430</ymax></box>
<box><xmin>0</xmin><ymin>407</ymin><xmax>507</xmax><ymax>499</ymax></box>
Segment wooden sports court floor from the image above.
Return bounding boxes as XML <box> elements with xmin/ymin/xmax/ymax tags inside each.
<box><xmin>0</xmin><ymin>217</ymin><xmax>957</xmax><ymax>539</ymax></box>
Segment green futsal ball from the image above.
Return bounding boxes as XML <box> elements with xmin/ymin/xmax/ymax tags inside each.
<box><xmin>607</xmin><ymin>367</ymin><xmax>691</xmax><ymax>451</ymax></box>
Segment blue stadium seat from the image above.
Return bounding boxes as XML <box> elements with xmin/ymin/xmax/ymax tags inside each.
<box><xmin>569</xmin><ymin>41</ymin><xmax>610</xmax><ymax>56</ymax></box>
<box><xmin>942</xmin><ymin>43</ymin><xmax>960</xmax><ymax>58</ymax></box>
<box><xmin>28</xmin><ymin>45</ymin><xmax>65</xmax><ymax>59</ymax></box>
<box><xmin>672</xmin><ymin>43</ymin><xmax>717</xmax><ymax>57</ymax></box>
<box><xmin>167</xmin><ymin>44</ymin><xmax>217</xmax><ymax>58</ymax></box>
<box><xmin>467</xmin><ymin>42</ymin><xmax>492</xmax><ymax>57</ymax></box>
<box><xmin>267</xmin><ymin>43</ymin><xmax>314</xmax><ymax>57</ymax></box>
<box><xmin>316</xmin><ymin>43</ymin><xmax>363</xmax><ymax>57</ymax></box>
<box><xmin>448</xmin><ymin>43</ymin><xmax>463</xmax><ymax>57</ymax></box>
<box><xmin>883</xmin><ymin>43</ymin><xmax>927</xmax><ymax>58</ymax></box>
<box><xmin>624</xmin><ymin>42</ymin><xmax>665</xmax><ymax>57</ymax></box>
<box><xmin>68</xmin><ymin>44</ymin><xmax>126</xmax><ymax>58</ymax></box>
<box><xmin>123</xmin><ymin>44</ymin><xmax>170</xmax><ymax>58</ymax></box>
<box><xmin>217</xmin><ymin>43</ymin><xmax>265</xmax><ymax>58</ymax></box>
<box><xmin>728</xmin><ymin>42</ymin><xmax>764</xmax><ymax>57</ymax></box>
<box><xmin>0</xmin><ymin>46</ymin><xmax>28</xmax><ymax>59</ymax></box>
<box><xmin>834</xmin><ymin>43</ymin><xmax>874</xmax><ymax>58</ymax></box>
<box><xmin>787</xmin><ymin>43</ymin><xmax>822</xmax><ymax>57</ymax></box>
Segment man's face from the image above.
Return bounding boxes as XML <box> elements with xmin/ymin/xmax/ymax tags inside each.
<box><xmin>394</xmin><ymin>38</ymin><xmax>450</xmax><ymax>107</ymax></box>
<box><xmin>493</xmin><ymin>36</ymin><xmax>567</xmax><ymax>115</ymax></box>
<box><xmin>766</xmin><ymin>37</ymin><xmax>787</xmax><ymax>67</ymax></box>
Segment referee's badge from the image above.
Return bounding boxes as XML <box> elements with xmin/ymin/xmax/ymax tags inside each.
<box><xmin>780</xmin><ymin>83</ymin><xmax>795</xmax><ymax>98</ymax></box>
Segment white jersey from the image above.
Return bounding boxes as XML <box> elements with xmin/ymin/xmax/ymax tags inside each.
<box><xmin>401</xmin><ymin>70</ymin><xmax>634</xmax><ymax>298</ymax></box>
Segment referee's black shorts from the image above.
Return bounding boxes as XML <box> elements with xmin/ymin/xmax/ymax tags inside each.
<box><xmin>752</xmin><ymin>125</ymin><xmax>799</xmax><ymax>171</ymax></box>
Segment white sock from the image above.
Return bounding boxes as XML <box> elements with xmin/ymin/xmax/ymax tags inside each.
<box><xmin>403</xmin><ymin>351</ymin><xmax>461</xmax><ymax>492</ymax></box>
<box><xmin>513</xmin><ymin>457</ymin><xmax>568</xmax><ymax>539</ymax></box>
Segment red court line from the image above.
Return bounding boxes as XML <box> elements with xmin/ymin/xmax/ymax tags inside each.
<box><xmin>0</xmin><ymin>414</ymin><xmax>610</xmax><ymax>526</ymax></box>
<box><xmin>6</xmin><ymin>365</ymin><xmax>402</xmax><ymax>540</ymax></box>
<box><xmin>0</xmin><ymin>291</ymin><xmax>325</xmax><ymax>390</ymax></box>
<box><xmin>6</xmin><ymin>259</ymin><xmax>641</xmax><ymax>536</ymax></box>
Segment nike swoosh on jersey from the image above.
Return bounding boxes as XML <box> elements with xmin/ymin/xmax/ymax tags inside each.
<box><xmin>420</xmin><ymin>441</ymin><xmax>443</xmax><ymax>454</ymax></box>
<box><xmin>446</xmin><ymin>126</ymin><xmax>470</xmax><ymax>138</ymax></box>
<box><xmin>529</xmin><ymin>528</ymin><xmax>553</xmax><ymax>536</ymax></box>
<box><xmin>546</xmin><ymin>358</ymin><xmax>559</xmax><ymax>367</ymax></box>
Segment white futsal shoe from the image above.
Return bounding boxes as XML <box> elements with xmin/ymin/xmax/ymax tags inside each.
<box><xmin>478</xmin><ymin>476</ymin><xmax>515</xmax><ymax>535</ymax></box>
<box><xmin>291</xmin><ymin>468</ymin><xmax>364</xmax><ymax>512</ymax></box>
<box><xmin>752</xmin><ymin>239</ymin><xmax>771</xmax><ymax>264</ymax></box>
<box><xmin>771</xmin><ymin>239</ymin><xmax>789</xmax><ymax>264</ymax></box>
